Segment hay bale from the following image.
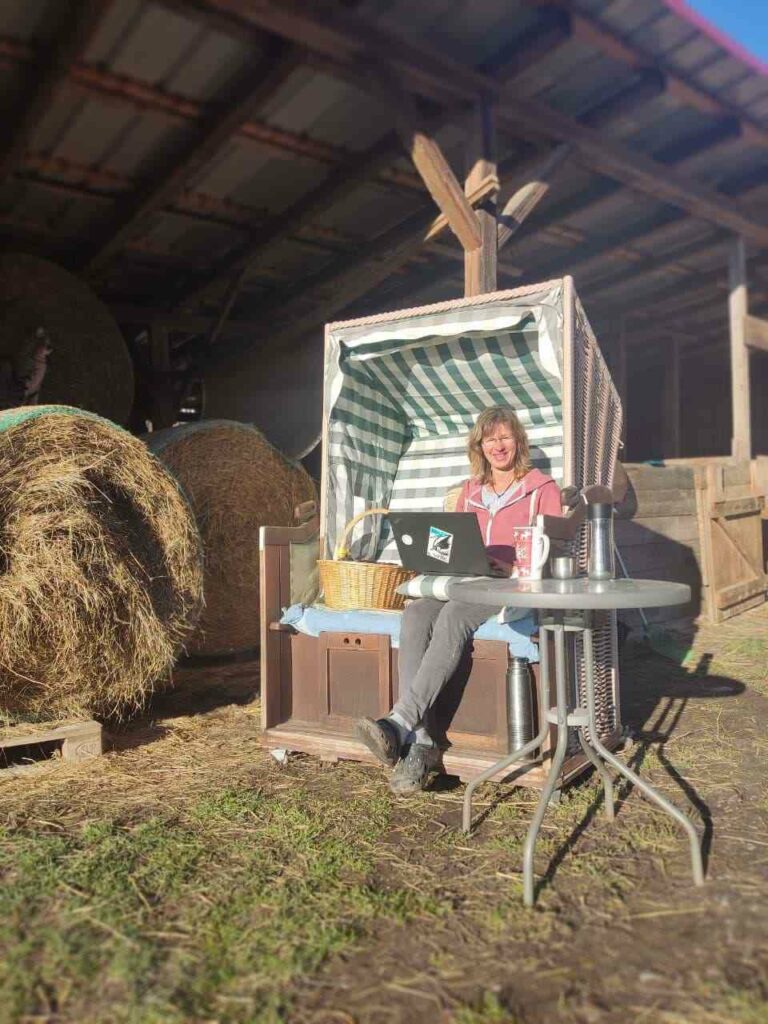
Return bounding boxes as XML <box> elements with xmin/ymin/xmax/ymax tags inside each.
<box><xmin>0</xmin><ymin>406</ymin><xmax>202</xmax><ymax>722</ymax></box>
<box><xmin>147</xmin><ymin>420</ymin><xmax>316</xmax><ymax>656</ymax></box>
<box><xmin>0</xmin><ymin>253</ymin><xmax>134</xmax><ymax>423</ymax></box>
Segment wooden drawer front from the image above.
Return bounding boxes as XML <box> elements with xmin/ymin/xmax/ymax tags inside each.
<box><xmin>393</xmin><ymin>638</ymin><xmax>511</xmax><ymax>754</ymax></box>
<box><xmin>319</xmin><ymin>632</ymin><xmax>392</xmax><ymax>727</ymax></box>
<box><xmin>445</xmin><ymin>641</ymin><xmax>509</xmax><ymax>753</ymax></box>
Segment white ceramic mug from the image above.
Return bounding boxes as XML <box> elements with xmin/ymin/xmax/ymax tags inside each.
<box><xmin>510</xmin><ymin>526</ymin><xmax>550</xmax><ymax>580</ymax></box>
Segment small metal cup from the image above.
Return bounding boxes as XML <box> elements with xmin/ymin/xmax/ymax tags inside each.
<box><xmin>551</xmin><ymin>554</ymin><xmax>576</xmax><ymax>579</ymax></box>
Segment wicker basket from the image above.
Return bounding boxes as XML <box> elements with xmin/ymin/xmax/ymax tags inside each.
<box><xmin>318</xmin><ymin>507</ymin><xmax>414</xmax><ymax>610</ymax></box>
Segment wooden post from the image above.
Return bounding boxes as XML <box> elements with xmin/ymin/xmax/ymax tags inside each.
<box><xmin>464</xmin><ymin>99</ymin><xmax>497</xmax><ymax>297</ymax></box>
<box><xmin>728</xmin><ymin>236</ymin><xmax>750</xmax><ymax>461</ymax></box>
<box><xmin>665</xmin><ymin>336</ymin><xmax>681</xmax><ymax>457</ymax></box>
<box><xmin>149</xmin><ymin>321</ymin><xmax>177</xmax><ymax>429</ymax></box>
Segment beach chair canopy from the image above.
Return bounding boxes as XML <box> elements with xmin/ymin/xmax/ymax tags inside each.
<box><xmin>322</xmin><ymin>280</ymin><xmax>621</xmax><ymax>564</ymax></box>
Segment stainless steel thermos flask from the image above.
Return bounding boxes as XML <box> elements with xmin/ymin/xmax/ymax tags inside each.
<box><xmin>587</xmin><ymin>501</ymin><xmax>615</xmax><ymax>580</ymax></box>
<box><xmin>507</xmin><ymin>656</ymin><xmax>535</xmax><ymax>751</ymax></box>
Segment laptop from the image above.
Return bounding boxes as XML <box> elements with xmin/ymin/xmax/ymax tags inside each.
<box><xmin>388</xmin><ymin>511</ymin><xmax>502</xmax><ymax>577</ymax></box>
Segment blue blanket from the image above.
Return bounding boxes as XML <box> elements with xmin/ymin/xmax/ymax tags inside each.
<box><xmin>280</xmin><ymin>603</ymin><xmax>539</xmax><ymax>662</ymax></box>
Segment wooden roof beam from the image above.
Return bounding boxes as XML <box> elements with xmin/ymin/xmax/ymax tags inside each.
<box><xmin>84</xmin><ymin>41</ymin><xmax>304</xmax><ymax>276</ymax></box>
<box><xmin>524</xmin><ymin>0</ymin><xmax>768</xmax><ymax>146</ymax></box>
<box><xmin>0</xmin><ymin>1</ymin><xmax>116</xmax><ymax>183</ymax></box>
<box><xmin>195</xmin><ymin>0</ymin><xmax>768</xmax><ymax>249</ymax></box>
<box><xmin>479</xmin><ymin>7</ymin><xmax>572</xmax><ymax>82</ymax></box>
<box><xmin>517</xmin><ymin>124</ymin><xmax>762</xmax><ymax>276</ymax></box>
<box><xmin>578</xmin><ymin>70</ymin><xmax>666</xmax><ymax>129</ymax></box>
<box><xmin>745</xmin><ymin>314</ymin><xmax>768</xmax><ymax>354</ymax></box>
<box><xmin>0</xmin><ymin>36</ymin><xmax>425</xmax><ymax>193</ymax></box>
<box><xmin>497</xmin><ymin>144</ymin><xmax>571</xmax><ymax>251</ymax></box>
<box><xmin>366</xmin><ymin>63</ymin><xmax>482</xmax><ymax>252</ymax></box>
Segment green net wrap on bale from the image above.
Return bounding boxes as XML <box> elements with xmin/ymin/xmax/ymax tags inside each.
<box><xmin>0</xmin><ymin>253</ymin><xmax>134</xmax><ymax>424</ymax></box>
<box><xmin>0</xmin><ymin>406</ymin><xmax>203</xmax><ymax>722</ymax></box>
<box><xmin>146</xmin><ymin>420</ymin><xmax>316</xmax><ymax>657</ymax></box>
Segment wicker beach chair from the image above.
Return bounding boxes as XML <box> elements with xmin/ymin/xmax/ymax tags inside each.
<box><xmin>261</xmin><ymin>278</ymin><xmax>623</xmax><ymax>788</ymax></box>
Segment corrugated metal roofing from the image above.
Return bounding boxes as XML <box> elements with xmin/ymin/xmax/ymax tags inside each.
<box><xmin>0</xmin><ymin>0</ymin><xmax>766</xmax><ymax>362</ymax></box>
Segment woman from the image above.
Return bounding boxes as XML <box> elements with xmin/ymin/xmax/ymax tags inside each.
<box><xmin>355</xmin><ymin>406</ymin><xmax>561</xmax><ymax>795</ymax></box>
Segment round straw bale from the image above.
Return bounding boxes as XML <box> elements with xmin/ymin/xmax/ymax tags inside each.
<box><xmin>0</xmin><ymin>253</ymin><xmax>134</xmax><ymax>423</ymax></box>
<box><xmin>146</xmin><ymin>420</ymin><xmax>316</xmax><ymax>656</ymax></box>
<box><xmin>0</xmin><ymin>406</ymin><xmax>202</xmax><ymax>722</ymax></box>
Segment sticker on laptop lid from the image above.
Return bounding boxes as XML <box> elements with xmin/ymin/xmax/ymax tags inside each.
<box><xmin>426</xmin><ymin>525</ymin><xmax>453</xmax><ymax>564</ymax></box>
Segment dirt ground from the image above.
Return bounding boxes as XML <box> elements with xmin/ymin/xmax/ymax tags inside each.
<box><xmin>1</xmin><ymin>605</ymin><xmax>767</xmax><ymax>1024</ymax></box>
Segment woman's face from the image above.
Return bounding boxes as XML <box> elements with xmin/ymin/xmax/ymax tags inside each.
<box><xmin>481</xmin><ymin>423</ymin><xmax>517</xmax><ymax>473</ymax></box>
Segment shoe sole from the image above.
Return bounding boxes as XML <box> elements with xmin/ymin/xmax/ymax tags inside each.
<box><xmin>354</xmin><ymin>718</ymin><xmax>398</xmax><ymax>767</ymax></box>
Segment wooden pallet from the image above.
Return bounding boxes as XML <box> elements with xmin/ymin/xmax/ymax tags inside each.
<box><xmin>0</xmin><ymin>720</ymin><xmax>103</xmax><ymax>777</ymax></box>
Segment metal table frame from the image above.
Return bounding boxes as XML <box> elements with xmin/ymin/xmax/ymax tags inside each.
<box><xmin>456</xmin><ymin>580</ymin><xmax>705</xmax><ymax>907</ymax></box>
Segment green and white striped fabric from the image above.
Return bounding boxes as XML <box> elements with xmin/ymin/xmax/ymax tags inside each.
<box><xmin>323</xmin><ymin>286</ymin><xmax>564</xmax><ymax>563</ymax></box>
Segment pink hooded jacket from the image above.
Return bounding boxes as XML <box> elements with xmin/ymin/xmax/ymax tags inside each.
<box><xmin>455</xmin><ymin>468</ymin><xmax>561</xmax><ymax>565</ymax></box>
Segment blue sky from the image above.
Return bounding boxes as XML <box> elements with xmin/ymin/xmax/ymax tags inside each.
<box><xmin>687</xmin><ymin>0</ymin><xmax>768</xmax><ymax>64</ymax></box>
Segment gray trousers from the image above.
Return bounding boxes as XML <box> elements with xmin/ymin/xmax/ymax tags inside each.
<box><xmin>392</xmin><ymin>597</ymin><xmax>498</xmax><ymax>730</ymax></box>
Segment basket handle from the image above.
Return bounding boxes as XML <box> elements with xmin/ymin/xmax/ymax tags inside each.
<box><xmin>335</xmin><ymin>507</ymin><xmax>390</xmax><ymax>560</ymax></box>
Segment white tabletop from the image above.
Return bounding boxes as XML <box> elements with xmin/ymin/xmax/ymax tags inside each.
<box><xmin>448</xmin><ymin>576</ymin><xmax>691</xmax><ymax>610</ymax></box>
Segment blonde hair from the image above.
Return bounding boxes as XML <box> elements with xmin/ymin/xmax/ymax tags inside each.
<box><xmin>467</xmin><ymin>406</ymin><xmax>532</xmax><ymax>485</ymax></box>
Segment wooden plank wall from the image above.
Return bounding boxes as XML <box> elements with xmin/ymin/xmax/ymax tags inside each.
<box><xmin>616</xmin><ymin>463</ymin><xmax>703</xmax><ymax>625</ymax></box>
<box><xmin>617</xmin><ymin>460</ymin><xmax>767</xmax><ymax>625</ymax></box>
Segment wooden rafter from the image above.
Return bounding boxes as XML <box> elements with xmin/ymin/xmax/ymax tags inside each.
<box><xmin>524</xmin><ymin>0</ymin><xmax>768</xmax><ymax>147</ymax></box>
<box><xmin>497</xmin><ymin>144</ymin><xmax>571</xmax><ymax>251</ymax></box>
<box><xmin>0</xmin><ymin>1</ymin><xmax>116</xmax><ymax>183</ymax></box>
<box><xmin>190</xmin><ymin>0</ymin><xmax>768</xmax><ymax>249</ymax></box>
<box><xmin>0</xmin><ymin>35</ymin><xmax>424</xmax><ymax>195</ymax></box>
<box><xmin>745</xmin><ymin>315</ymin><xmax>768</xmax><ymax>354</ymax></box>
<box><xmin>478</xmin><ymin>7</ymin><xmax>571</xmax><ymax>81</ymax></box>
<box><xmin>175</xmin><ymin>131</ymin><xmax>405</xmax><ymax>310</ymax></box>
<box><xmin>464</xmin><ymin>98</ymin><xmax>498</xmax><ymax>295</ymax></box>
<box><xmin>84</xmin><ymin>42</ymin><xmax>305</xmax><ymax>275</ymax></box>
<box><xmin>366</xmin><ymin>62</ymin><xmax>481</xmax><ymax>252</ymax></box>
<box><xmin>582</xmin><ymin>233</ymin><xmax>729</xmax><ymax>302</ymax></box>
<box><xmin>512</xmin><ymin>124</ymin><xmax>763</xmax><ymax>269</ymax></box>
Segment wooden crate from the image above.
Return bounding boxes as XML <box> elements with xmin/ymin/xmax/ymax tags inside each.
<box><xmin>0</xmin><ymin>720</ymin><xmax>103</xmax><ymax>777</ymax></box>
<box><xmin>618</xmin><ymin>458</ymin><xmax>767</xmax><ymax>624</ymax></box>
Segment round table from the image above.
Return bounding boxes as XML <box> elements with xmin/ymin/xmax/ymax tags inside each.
<box><xmin>450</xmin><ymin>576</ymin><xmax>703</xmax><ymax>907</ymax></box>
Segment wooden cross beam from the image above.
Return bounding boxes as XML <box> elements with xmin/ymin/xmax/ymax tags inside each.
<box><xmin>523</xmin><ymin>0</ymin><xmax>768</xmax><ymax>148</ymax></box>
<box><xmin>464</xmin><ymin>99</ymin><xmax>498</xmax><ymax>296</ymax></box>
<box><xmin>0</xmin><ymin>0</ymin><xmax>116</xmax><ymax>184</ymax></box>
<box><xmin>201</xmin><ymin>0</ymin><xmax>768</xmax><ymax>248</ymax></box>
<box><xmin>497</xmin><ymin>144</ymin><xmax>571</xmax><ymax>252</ymax></box>
<box><xmin>365</xmin><ymin>61</ymin><xmax>482</xmax><ymax>252</ymax></box>
<box><xmin>84</xmin><ymin>41</ymin><xmax>302</xmax><ymax>276</ymax></box>
<box><xmin>745</xmin><ymin>314</ymin><xmax>768</xmax><ymax>354</ymax></box>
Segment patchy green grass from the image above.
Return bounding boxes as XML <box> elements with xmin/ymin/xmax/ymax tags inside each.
<box><xmin>452</xmin><ymin>991</ymin><xmax>520</xmax><ymax>1024</ymax></box>
<box><xmin>1</xmin><ymin>604</ymin><xmax>767</xmax><ymax>1024</ymax></box>
<box><xmin>0</xmin><ymin>786</ymin><xmax>441</xmax><ymax>1023</ymax></box>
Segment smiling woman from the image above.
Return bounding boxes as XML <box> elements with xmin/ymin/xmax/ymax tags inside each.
<box><xmin>355</xmin><ymin>405</ymin><xmax>562</xmax><ymax>795</ymax></box>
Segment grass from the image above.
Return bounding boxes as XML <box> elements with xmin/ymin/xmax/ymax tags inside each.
<box><xmin>0</xmin><ymin>786</ymin><xmax>440</xmax><ymax>1024</ymax></box>
<box><xmin>452</xmin><ymin>992</ymin><xmax>520</xmax><ymax>1023</ymax></box>
<box><xmin>0</xmin><ymin>603</ymin><xmax>766</xmax><ymax>1024</ymax></box>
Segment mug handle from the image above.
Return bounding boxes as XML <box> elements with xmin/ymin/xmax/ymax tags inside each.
<box><xmin>533</xmin><ymin>531</ymin><xmax>550</xmax><ymax>570</ymax></box>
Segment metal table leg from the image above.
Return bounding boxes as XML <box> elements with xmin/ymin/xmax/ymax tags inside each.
<box><xmin>521</xmin><ymin>616</ymin><xmax>571</xmax><ymax>906</ymax></box>
<box><xmin>581</xmin><ymin>619</ymin><xmax>704</xmax><ymax>886</ymax></box>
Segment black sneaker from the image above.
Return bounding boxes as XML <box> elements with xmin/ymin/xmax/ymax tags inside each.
<box><xmin>355</xmin><ymin>717</ymin><xmax>401</xmax><ymax>767</ymax></box>
<box><xmin>389</xmin><ymin>743</ymin><xmax>441</xmax><ymax>795</ymax></box>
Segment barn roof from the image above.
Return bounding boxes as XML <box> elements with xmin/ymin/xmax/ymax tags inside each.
<box><xmin>0</xmin><ymin>0</ymin><xmax>766</xmax><ymax>369</ymax></box>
